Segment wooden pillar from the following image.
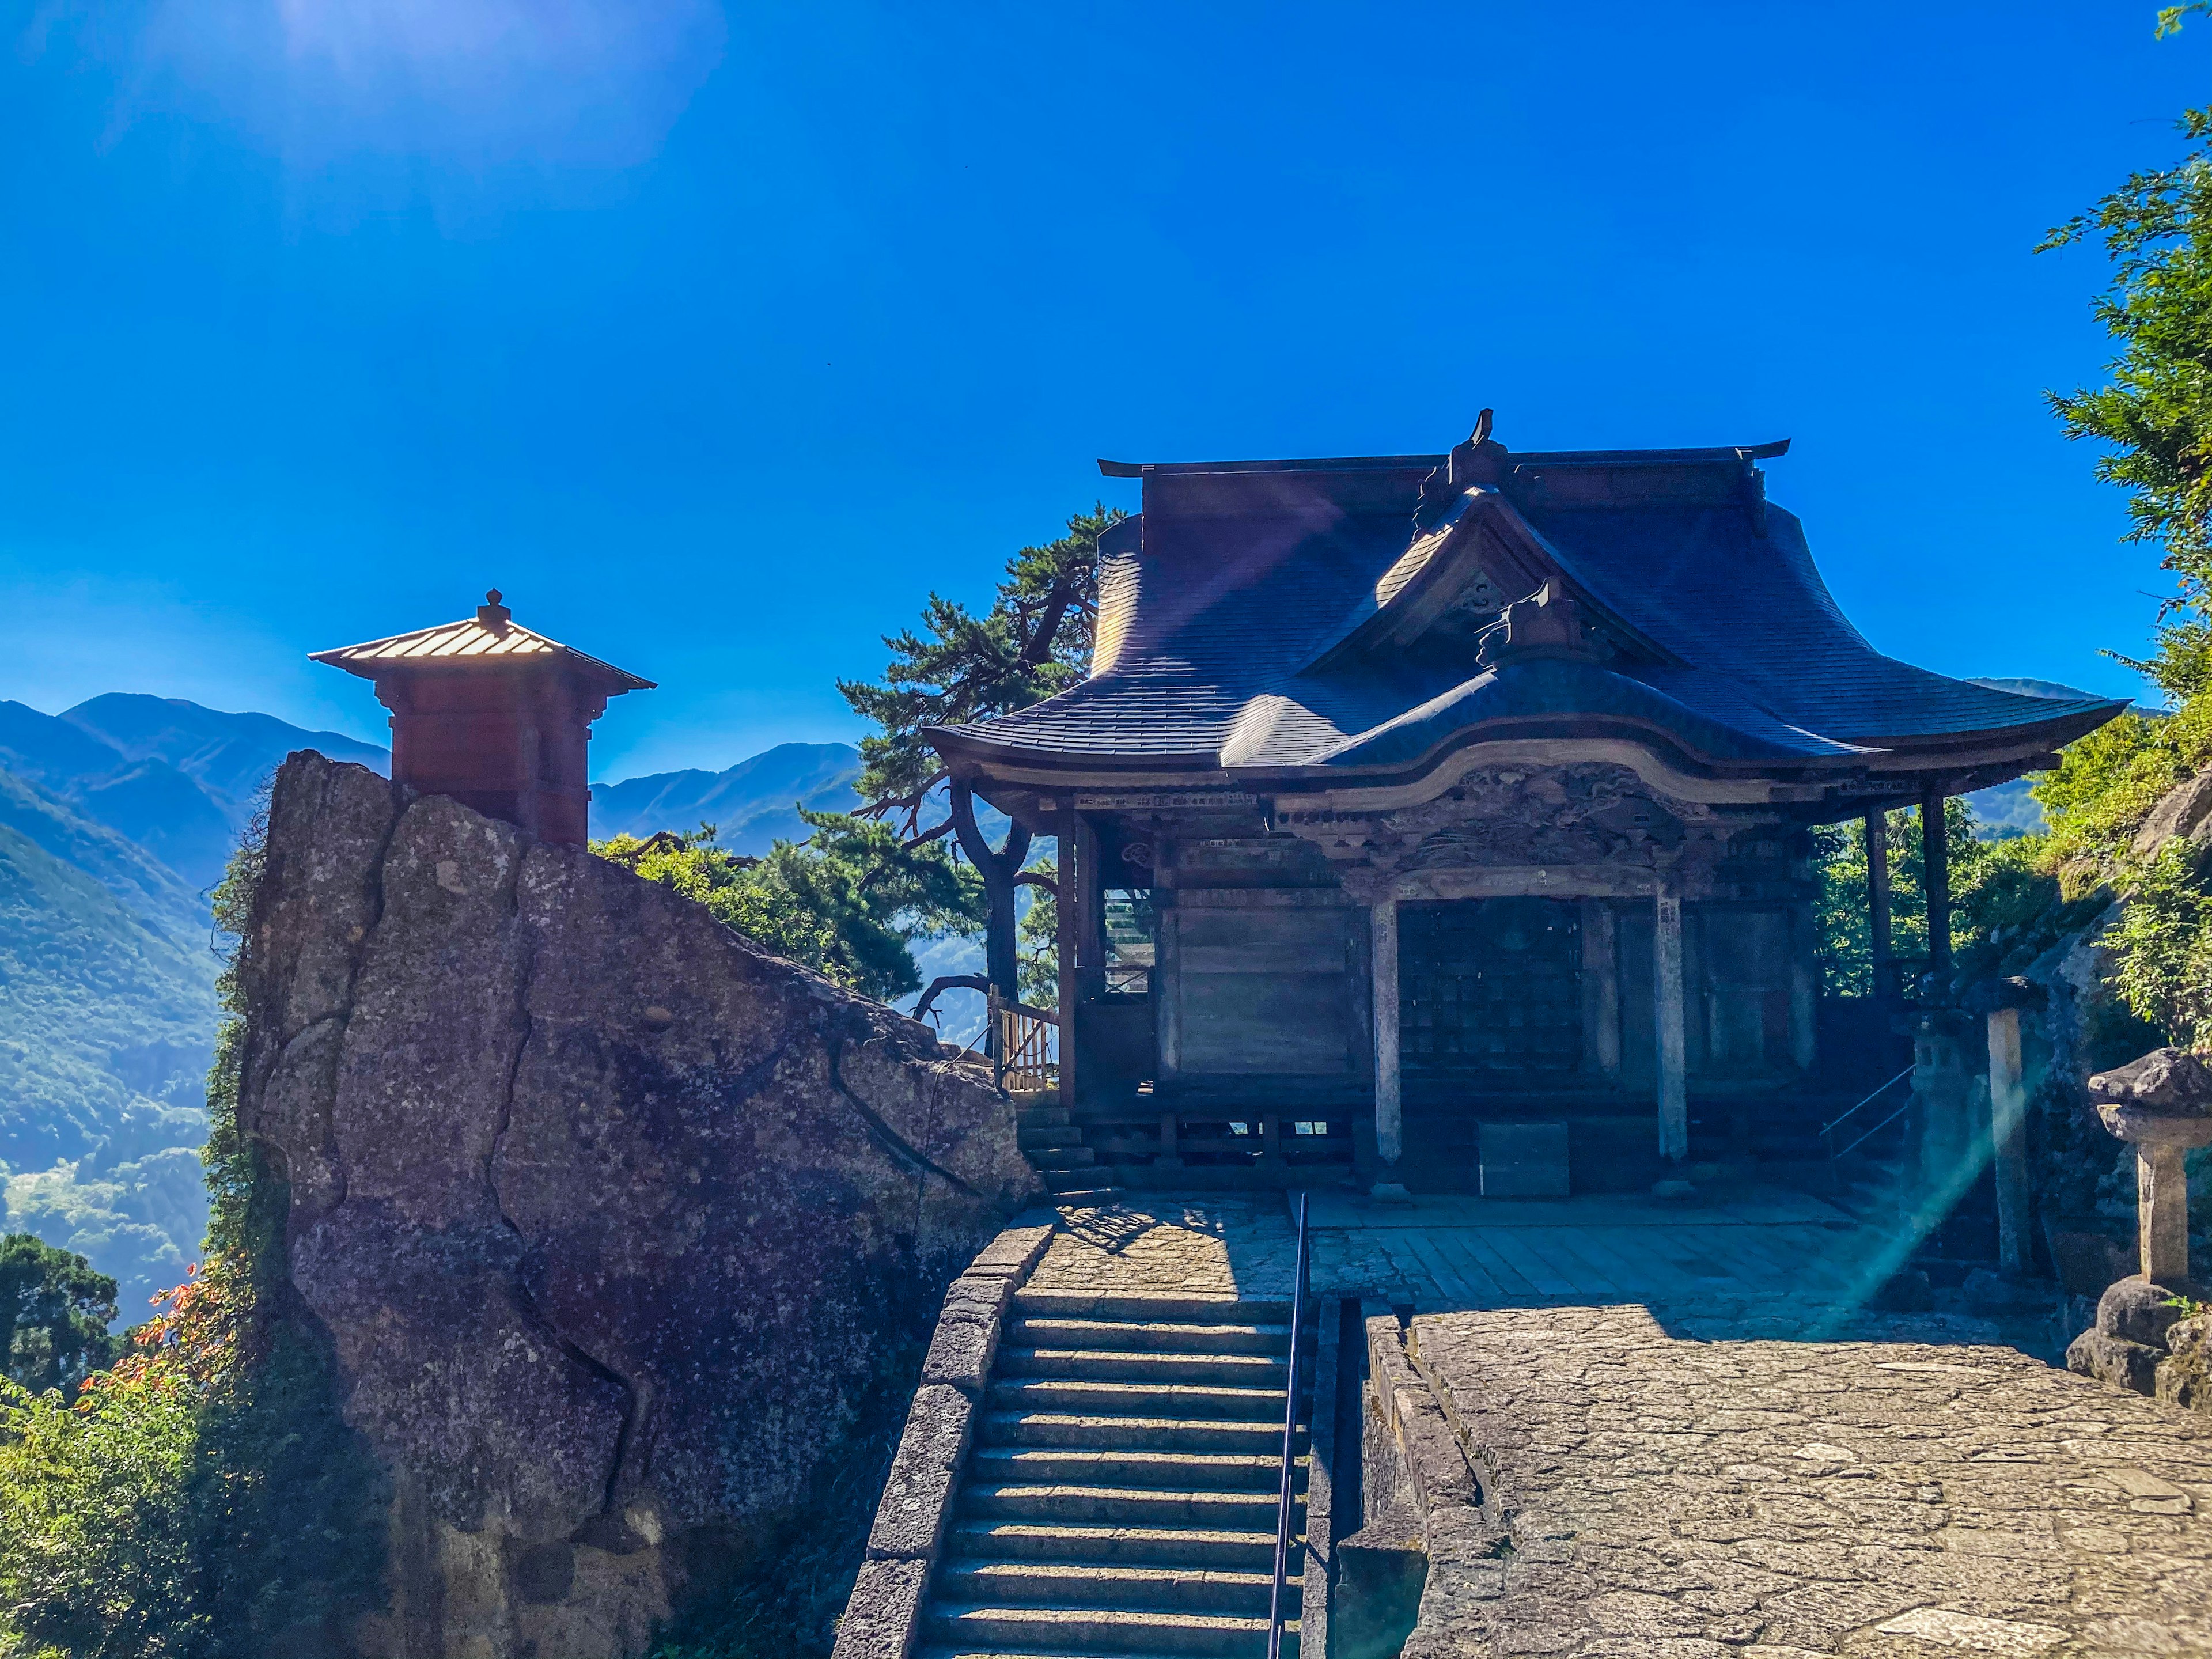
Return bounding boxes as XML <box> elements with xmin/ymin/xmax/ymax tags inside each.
<box><xmin>1056</xmin><ymin>802</ymin><xmax>1078</xmax><ymax>1109</ymax></box>
<box><xmin>1581</xmin><ymin>899</ymin><xmax>1621</xmax><ymax>1082</ymax></box>
<box><xmin>1866</xmin><ymin>809</ymin><xmax>1894</xmax><ymax>1001</ymax></box>
<box><xmin>1789</xmin><ymin>900</ymin><xmax>1818</xmax><ymax>1071</ymax></box>
<box><xmin>1654</xmin><ymin>886</ymin><xmax>1688</xmax><ymax>1164</ymax></box>
<box><xmin>1154</xmin><ymin>840</ymin><xmax>1180</xmax><ymax>1080</ymax></box>
<box><xmin>1922</xmin><ymin>784</ymin><xmax>1951</xmax><ymax>984</ymax></box>
<box><xmin>1074</xmin><ymin>813</ymin><xmax>1105</xmax><ymax>1000</ymax></box>
<box><xmin>1987</xmin><ymin>1005</ymin><xmax>2031</xmax><ymax>1275</ymax></box>
<box><xmin>1371</xmin><ymin>899</ymin><xmax>1402</xmax><ymax>1176</ymax></box>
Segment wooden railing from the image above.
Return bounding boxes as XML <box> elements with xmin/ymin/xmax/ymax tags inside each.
<box><xmin>990</xmin><ymin>991</ymin><xmax>1059</xmax><ymax>1094</ymax></box>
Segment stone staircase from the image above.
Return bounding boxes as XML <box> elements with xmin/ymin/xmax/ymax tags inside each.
<box><xmin>1016</xmin><ymin>1097</ymin><xmax>1109</xmax><ymax>1198</ymax></box>
<box><xmin>919</xmin><ymin>1292</ymin><xmax>1308</xmax><ymax>1658</ymax></box>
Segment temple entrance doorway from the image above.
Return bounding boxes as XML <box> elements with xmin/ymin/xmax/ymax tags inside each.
<box><xmin>1400</xmin><ymin>897</ymin><xmax>1583</xmax><ymax>1081</ymax></box>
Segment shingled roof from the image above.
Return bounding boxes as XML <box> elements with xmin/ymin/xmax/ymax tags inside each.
<box><xmin>932</xmin><ymin>435</ymin><xmax>2123</xmax><ymax>800</ymax></box>
<box><xmin>310</xmin><ymin>590</ymin><xmax>655</xmax><ymax>693</ymax></box>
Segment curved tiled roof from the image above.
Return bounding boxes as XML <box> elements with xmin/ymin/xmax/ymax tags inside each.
<box><xmin>941</xmin><ymin>445</ymin><xmax>2122</xmax><ymax>787</ymax></box>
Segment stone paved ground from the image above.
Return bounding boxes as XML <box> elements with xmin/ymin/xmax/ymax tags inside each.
<box><xmin>1033</xmin><ymin>1197</ymin><xmax>2212</xmax><ymax>1654</ymax></box>
<box><xmin>1026</xmin><ymin>1197</ymin><xmax>1298</xmax><ymax>1301</ymax></box>
<box><xmin>1407</xmin><ymin>1305</ymin><xmax>2212</xmax><ymax>1659</ymax></box>
<box><xmin>1033</xmin><ymin>1196</ymin><xmax>2054</xmax><ymax>1348</ymax></box>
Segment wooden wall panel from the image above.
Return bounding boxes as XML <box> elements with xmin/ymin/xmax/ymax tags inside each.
<box><xmin>1166</xmin><ymin>904</ymin><xmax>1357</xmax><ymax>1077</ymax></box>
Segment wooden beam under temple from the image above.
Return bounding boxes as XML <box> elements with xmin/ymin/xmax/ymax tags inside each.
<box><xmin>1655</xmin><ymin>882</ymin><xmax>1688</xmax><ymax>1165</ymax></box>
<box><xmin>1922</xmin><ymin>783</ymin><xmax>1951</xmax><ymax>984</ymax></box>
<box><xmin>1866</xmin><ymin>808</ymin><xmax>1893</xmax><ymax>1000</ymax></box>
<box><xmin>1057</xmin><ymin>801</ymin><xmax>1078</xmax><ymax>1108</ymax></box>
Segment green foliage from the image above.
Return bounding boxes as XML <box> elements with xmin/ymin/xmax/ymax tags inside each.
<box><xmin>1812</xmin><ymin>801</ymin><xmax>1985</xmax><ymax>995</ymax></box>
<box><xmin>0</xmin><ymin>1364</ymin><xmax>202</xmax><ymax>1658</ymax></box>
<box><xmin>596</xmin><ymin>815</ymin><xmax>984</xmax><ymax>1003</ymax></box>
<box><xmin>1</xmin><ymin>1236</ymin><xmax>119</xmax><ymax>1399</ymax></box>
<box><xmin>2041</xmin><ymin>9</ymin><xmax>2212</xmax><ymax>698</ymax></box>
<box><xmin>838</xmin><ymin>505</ymin><xmax>1126</xmax><ymax>999</ymax></box>
<box><xmin>1016</xmin><ymin>857</ymin><xmax>1059</xmax><ymax>1008</ymax></box>
<box><xmin>2004</xmin><ymin>695</ymin><xmax>2212</xmax><ymax>1045</ymax></box>
<box><xmin>2111</xmin><ymin>839</ymin><xmax>2212</xmax><ymax>1047</ymax></box>
<box><xmin>0</xmin><ymin>803</ymin><xmax>384</xmax><ymax>1659</ymax></box>
<box><xmin>2033</xmin><ymin>702</ymin><xmax>2212</xmax><ymax>888</ymax></box>
<box><xmin>1950</xmin><ymin>836</ymin><xmax>2111</xmax><ymax>986</ymax></box>
<box><xmin>838</xmin><ymin>507</ymin><xmax>1123</xmax><ymax>817</ymax></box>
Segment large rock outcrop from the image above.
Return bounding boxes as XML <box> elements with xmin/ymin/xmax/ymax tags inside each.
<box><xmin>233</xmin><ymin>753</ymin><xmax>1037</xmax><ymax>1658</ymax></box>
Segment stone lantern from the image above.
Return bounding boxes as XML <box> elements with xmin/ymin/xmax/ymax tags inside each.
<box><xmin>2066</xmin><ymin>1047</ymin><xmax>2211</xmax><ymax>1396</ymax></box>
<box><xmin>312</xmin><ymin>590</ymin><xmax>654</xmax><ymax>846</ymax></box>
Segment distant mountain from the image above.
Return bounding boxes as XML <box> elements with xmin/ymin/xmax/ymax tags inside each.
<box><xmin>1963</xmin><ymin>778</ymin><xmax>2044</xmax><ymax>840</ymax></box>
<box><xmin>62</xmin><ymin>692</ymin><xmax>389</xmax><ymax>806</ymax></box>
<box><xmin>592</xmin><ymin>741</ymin><xmax>863</xmax><ymax>851</ymax></box>
<box><xmin>0</xmin><ymin>696</ymin><xmax>388</xmax><ymax>889</ymax></box>
<box><xmin>0</xmin><ymin>771</ymin><xmax>218</xmax><ymax>1162</ymax></box>
<box><xmin>0</xmin><ymin>697</ymin><xmax>389</xmax><ymax>1314</ymax></box>
<box><xmin>1966</xmin><ymin>675</ymin><xmax>2105</xmax><ymax>703</ymax></box>
<box><xmin>0</xmin><ymin>778</ymin><xmax>221</xmax><ymax>1310</ymax></box>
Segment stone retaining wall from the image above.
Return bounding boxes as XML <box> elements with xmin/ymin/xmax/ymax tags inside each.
<box><xmin>833</xmin><ymin>1217</ymin><xmax>1059</xmax><ymax>1658</ymax></box>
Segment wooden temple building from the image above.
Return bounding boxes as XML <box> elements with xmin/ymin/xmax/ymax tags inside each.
<box><xmin>312</xmin><ymin>590</ymin><xmax>654</xmax><ymax>847</ymax></box>
<box><xmin>930</xmin><ymin>424</ymin><xmax>2126</xmax><ymax>1194</ymax></box>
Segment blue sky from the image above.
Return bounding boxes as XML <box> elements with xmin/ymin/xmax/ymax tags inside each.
<box><xmin>0</xmin><ymin>2</ymin><xmax>2200</xmax><ymax>780</ymax></box>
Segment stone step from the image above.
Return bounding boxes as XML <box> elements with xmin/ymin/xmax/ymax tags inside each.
<box><xmin>945</xmin><ymin>1520</ymin><xmax>1281</xmax><ymax>1571</ymax></box>
<box><xmin>980</xmin><ymin>1410</ymin><xmax>1294</xmax><ymax>1455</ymax></box>
<box><xmin>1016</xmin><ymin>1104</ymin><xmax>1072</xmax><ymax>1128</ymax></box>
<box><xmin>1013</xmin><ymin>1293</ymin><xmax>1292</xmax><ymax>1325</ymax></box>
<box><xmin>1007</xmin><ymin>1316</ymin><xmax>1293</xmax><ymax>1357</ymax></box>
<box><xmin>969</xmin><ymin>1445</ymin><xmax>1300</xmax><ymax>1494</ymax></box>
<box><xmin>1018</xmin><ymin>1126</ymin><xmax>1089</xmax><ymax>1151</ymax></box>
<box><xmin>963</xmin><ymin>1481</ymin><xmax>1289</xmax><ymax>1530</ymax></box>
<box><xmin>924</xmin><ymin>1603</ymin><xmax>1296</xmax><ymax>1658</ymax></box>
<box><xmin>991</xmin><ymin>1380</ymin><xmax>1291</xmax><ymax>1433</ymax></box>
<box><xmin>936</xmin><ymin>1558</ymin><xmax>1292</xmax><ymax>1616</ymax></box>
<box><xmin>1043</xmin><ymin>1172</ymin><xmax>1114</xmax><ymax>1196</ymax></box>
<box><xmin>989</xmin><ymin>1377</ymin><xmax>1289</xmax><ymax>1423</ymax></box>
<box><xmin>999</xmin><ymin>1347</ymin><xmax>1289</xmax><ymax>1387</ymax></box>
<box><xmin>1028</xmin><ymin>1146</ymin><xmax>1098</xmax><ymax>1169</ymax></box>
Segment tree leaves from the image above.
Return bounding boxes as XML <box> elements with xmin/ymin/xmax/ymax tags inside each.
<box><xmin>836</xmin><ymin>505</ymin><xmax>1126</xmax><ymax>829</ymax></box>
<box><xmin>593</xmin><ymin>815</ymin><xmax>986</xmax><ymax>1002</ymax></box>
<box><xmin>2043</xmin><ymin>79</ymin><xmax>2212</xmax><ymax>698</ymax></box>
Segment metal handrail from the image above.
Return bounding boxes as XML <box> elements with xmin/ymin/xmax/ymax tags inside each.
<box><xmin>1266</xmin><ymin>1192</ymin><xmax>1310</xmax><ymax>1659</ymax></box>
<box><xmin>1832</xmin><ymin>1096</ymin><xmax>1918</xmax><ymax>1162</ymax></box>
<box><xmin>1819</xmin><ymin>1065</ymin><xmax>1915</xmax><ymax>1142</ymax></box>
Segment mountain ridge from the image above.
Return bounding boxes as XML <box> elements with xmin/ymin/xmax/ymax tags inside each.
<box><xmin>590</xmin><ymin>740</ymin><xmax>862</xmax><ymax>850</ymax></box>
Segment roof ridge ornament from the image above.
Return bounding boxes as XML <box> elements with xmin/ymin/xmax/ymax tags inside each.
<box><xmin>1415</xmin><ymin>409</ymin><xmax>1508</xmax><ymax>531</ymax></box>
<box><xmin>477</xmin><ymin>589</ymin><xmax>512</xmax><ymax>631</ymax></box>
<box><xmin>1483</xmin><ymin>579</ymin><xmax>1590</xmax><ymax>667</ymax></box>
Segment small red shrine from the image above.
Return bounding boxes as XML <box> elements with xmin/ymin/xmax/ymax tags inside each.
<box><xmin>311</xmin><ymin>590</ymin><xmax>654</xmax><ymax>846</ymax></box>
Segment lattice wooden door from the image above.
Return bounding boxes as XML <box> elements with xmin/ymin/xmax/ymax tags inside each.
<box><xmin>1400</xmin><ymin>897</ymin><xmax>1583</xmax><ymax>1077</ymax></box>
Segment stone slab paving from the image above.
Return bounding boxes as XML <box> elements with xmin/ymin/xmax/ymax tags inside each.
<box><xmin>1037</xmin><ymin>1195</ymin><xmax>2212</xmax><ymax>1654</ymax></box>
<box><xmin>1036</xmin><ymin>1193</ymin><xmax>2051</xmax><ymax>1346</ymax></box>
<box><xmin>1406</xmin><ymin>1304</ymin><xmax>2212</xmax><ymax>1659</ymax></box>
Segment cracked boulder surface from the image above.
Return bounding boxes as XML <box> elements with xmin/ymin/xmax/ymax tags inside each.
<box><xmin>236</xmin><ymin>753</ymin><xmax>1039</xmax><ymax>1659</ymax></box>
<box><xmin>1389</xmin><ymin>1304</ymin><xmax>2212</xmax><ymax>1658</ymax></box>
